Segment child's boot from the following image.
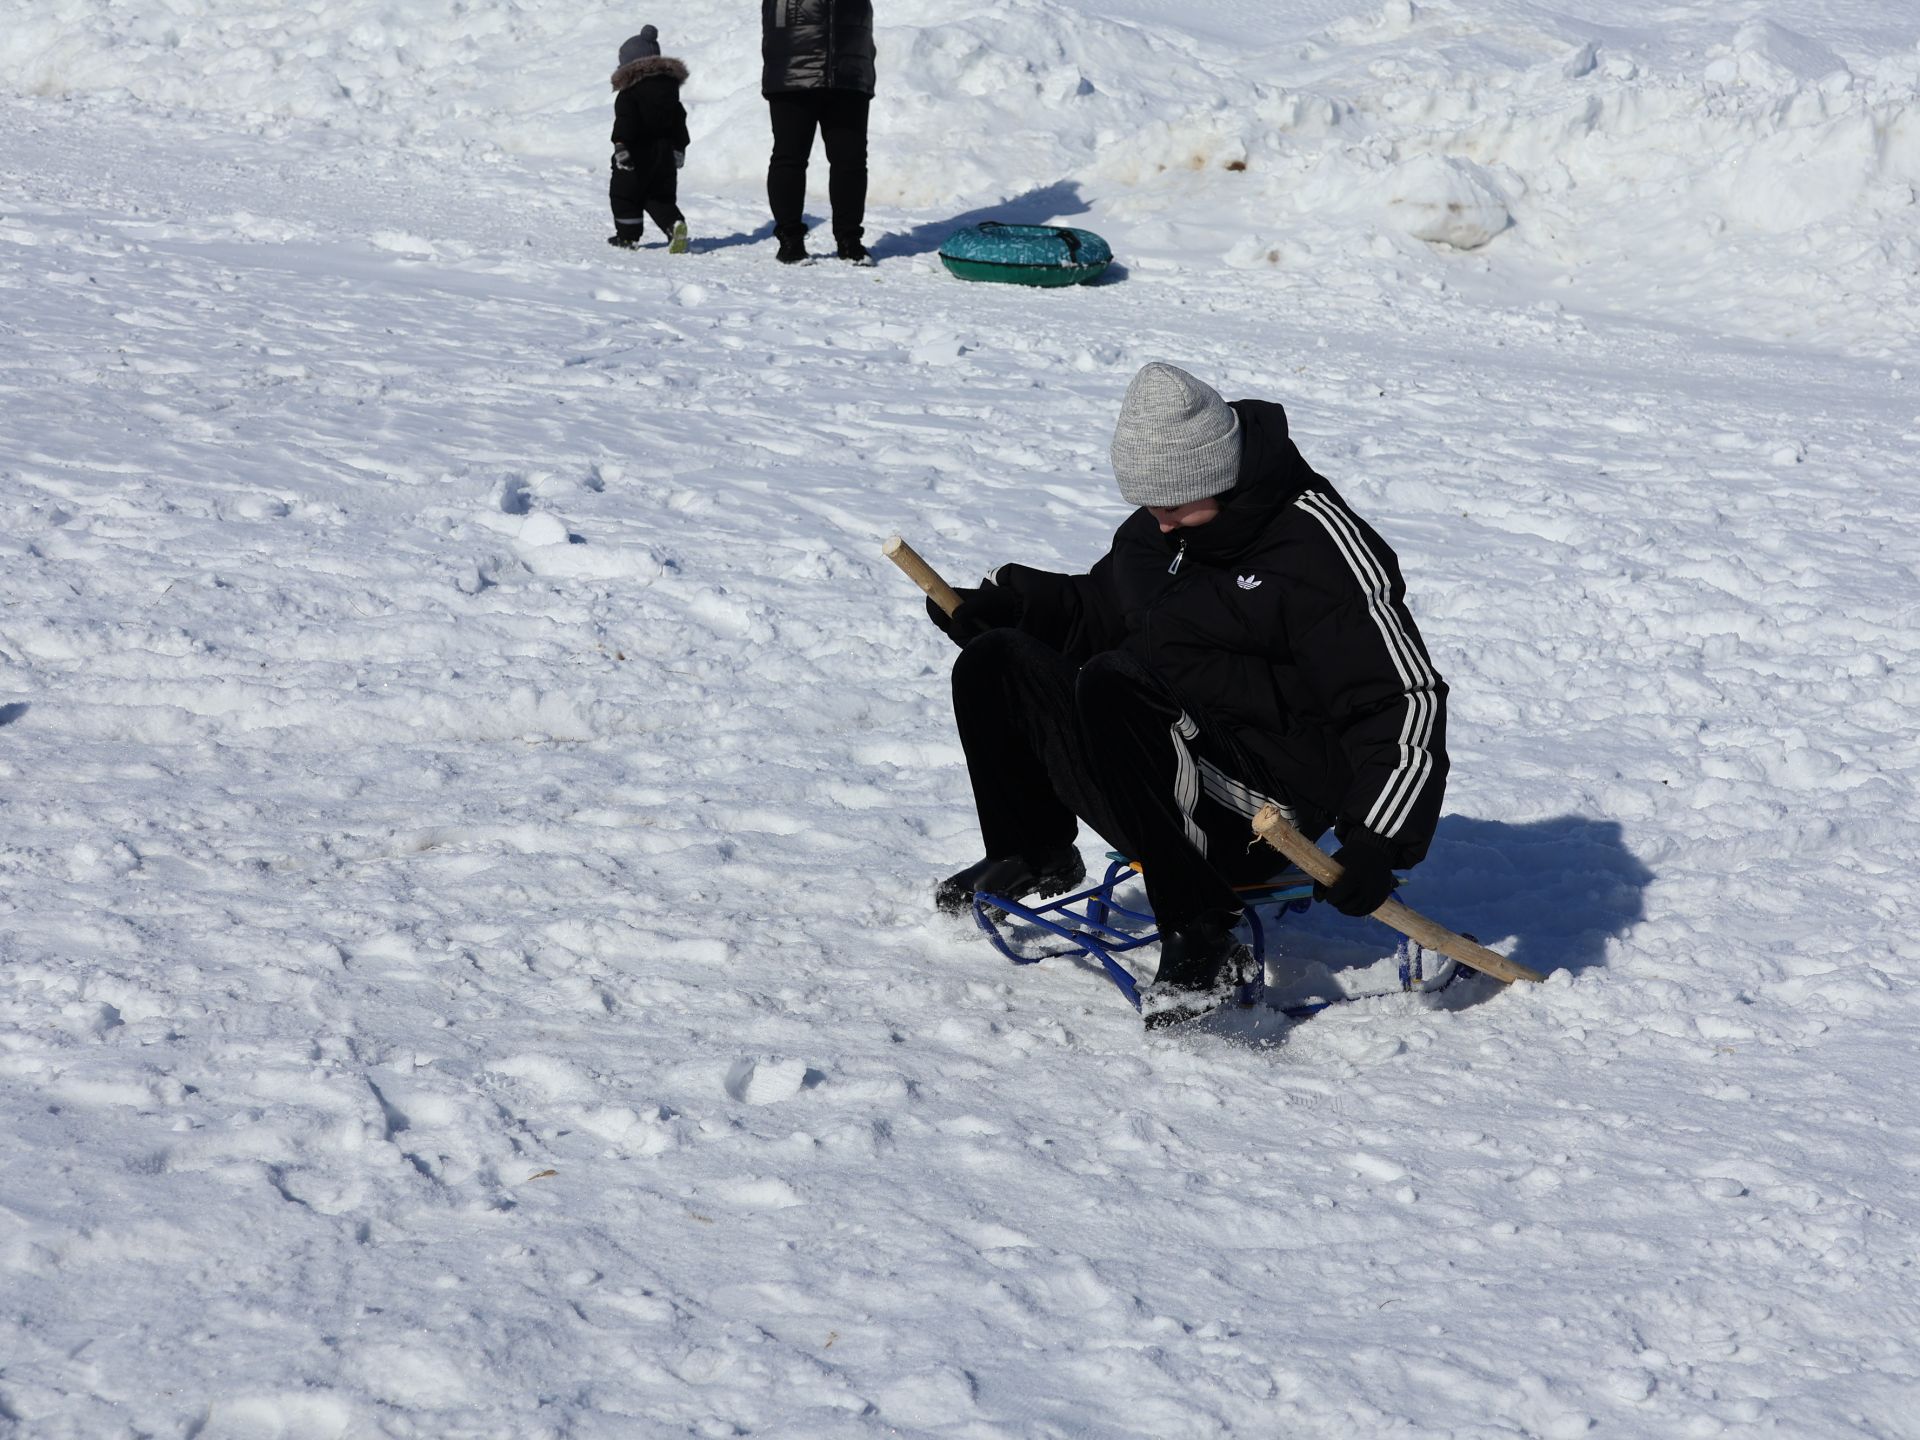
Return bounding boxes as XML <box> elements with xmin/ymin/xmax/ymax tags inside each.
<box><xmin>607</xmin><ymin>224</ymin><xmax>642</xmax><ymax>250</ymax></box>
<box><xmin>668</xmin><ymin>220</ymin><xmax>690</xmax><ymax>255</ymax></box>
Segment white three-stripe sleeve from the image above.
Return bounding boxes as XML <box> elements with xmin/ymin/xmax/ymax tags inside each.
<box><xmin>1294</xmin><ymin>492</ymin><xmax>1442</xmax><ymax>840</ymax></box>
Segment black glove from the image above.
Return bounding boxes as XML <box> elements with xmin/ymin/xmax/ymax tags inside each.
<box><xmin>925</xmin><ymin>578</ymin><xmax>1023</xmax><ymax>647</ymax></box>
<box><xmin>1314</xmin><ymin>828</ymin><xmax>1399</xmax><ymax>916</ymax></box>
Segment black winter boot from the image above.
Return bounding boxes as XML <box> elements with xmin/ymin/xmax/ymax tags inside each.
<box><xmin>776</xmin><ymin>231</ymin><xmax>811</xmax><ymax>265</ymax></box>
<box><xmin>1141</xmin><ymin>909</ymin><xmax>1261</xmax><ymax>1030</ymax></box>
<box><xmin>935</xmin><ymin>847</ymin><xmax>1086</xmax><ymax>916</ymax></box>
<box><xmin>836</xmin><ymin>239</ymin><xmax>874</xmax><ymax>266</ymax></box>
<box><xmin>607</xmin><ymin>226</ymin><xmax>642</xmax><ymax>250</ymax></box>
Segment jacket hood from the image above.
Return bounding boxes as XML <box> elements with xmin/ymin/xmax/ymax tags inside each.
<box><xmin>611</xmin><ymin>56</ymin><xmax>689</xmax><ymax>91</ymax></box>
<box><xmin>1179</xmin><ymin>399</ymin><xmax>1317</xmax><ymax>564</ymax></box>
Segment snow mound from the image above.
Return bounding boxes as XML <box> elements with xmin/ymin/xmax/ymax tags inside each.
<box><xmin>7</xmin><ymin>1</ymin><xmax>1916</xmax><ymax>239</ymax></box>
<box><xmin>1379</xmin><ymin>155</ymin><xmax>1512</xmax><ymax>249</ymax></box>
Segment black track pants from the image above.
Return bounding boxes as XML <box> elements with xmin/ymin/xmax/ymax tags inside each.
<box><xmin>610</xmin><ymin>141</ymin><xmax>683</xmax><ymax>237</ymax></box>
<box><xmin>950</xmin><ymin>629</ymin><xmax>1301</xmax><ymax>932</ymax></box>
<box><xmin>766</xmin><ymin>91</ymin><xmax>869</xmax><ymax>244</ymax></box>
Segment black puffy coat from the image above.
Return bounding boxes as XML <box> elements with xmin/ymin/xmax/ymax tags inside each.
<box><xmin>991</xmin><ymin>399</ymin><xmax>1451</xmax><ymax>867</ymax></box>
<box><xmin>610</xmin><ymin>56</ymin><xmax>691</xmax><ymax>152</ymax></box>
<box><xmin>762</xmin><ymin>0</ymin><xmax>876</xmax><ymax>96</ymax></box>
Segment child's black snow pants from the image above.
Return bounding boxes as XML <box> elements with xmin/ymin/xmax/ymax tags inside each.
<box><xmin>610</xmin><ymin>140</ymin><xmax>684</xmax><ymax>240</ymax></box>
<box><xmin>950</xmin><ymin>628</ymin><xmax>1313</xmax><ymax>932</ymax></box>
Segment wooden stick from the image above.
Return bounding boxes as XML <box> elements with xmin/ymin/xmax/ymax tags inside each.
<box><xmin>1251</xmin><ymin>805</ymin><xmax>1545</xmax><ymax>986</ymax></box>
<box><xmin>882</xmin><ymin>535</ymin><xmax>964</xmax><ymax>617</ymax></box>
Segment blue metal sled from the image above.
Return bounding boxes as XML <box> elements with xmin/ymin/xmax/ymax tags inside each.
<box><xmin>972</xmin><ymin>855</ymin><xmax>1462</xmax><ymax>1019</ymax></box>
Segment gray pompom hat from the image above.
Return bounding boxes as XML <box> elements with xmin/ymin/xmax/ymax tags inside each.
<box><xmin>1109</xmin><ymin>362</ymin><xmax>1243</xmax><ymax>508</ymax></box>
<box><xmin>619</xmin><ymin>26</ymin><xmax>661</xmax><ymax>65</ymax></box>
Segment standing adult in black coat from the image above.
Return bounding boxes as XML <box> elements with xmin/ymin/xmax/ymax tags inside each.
<box><xmin>926</xmin><ymin>363</ymin><xmax>1453</xmax><ymax>1028</ymax></box>
<box><xmin>608</xmin><ymin>27</ymin><xmax>692</xmax><ymax>252</ymax></box>
<box><xmin>761</xmin><ymin>0</ymin><xmax>877</xmax><ymax>265</ymax></box>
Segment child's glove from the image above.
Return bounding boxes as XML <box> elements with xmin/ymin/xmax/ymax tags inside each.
<box><xmin>613</xmin><ymin>144</ymin><xmax>633</xmax><ymax>171</ymax></box>
<box><xmin>673</xmin><ymin>149</ymin><xmax>685</xmax><ymax>169</ymax></box>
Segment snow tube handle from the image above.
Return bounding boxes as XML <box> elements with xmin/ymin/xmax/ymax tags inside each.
<box><xmin>977</xmin><ymin>220</ymin><xmax>1083</xmax><ymax>263</ymax></box>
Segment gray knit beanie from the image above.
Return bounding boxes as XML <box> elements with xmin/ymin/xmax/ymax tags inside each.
<box><xmin>619</xmin><ymin>26</ymin><xmax>660</xmax><ymax>64</ymax></box>
<box><xmin>1109</xmin><ymin>362</ymin><xmax>1243</xmax><ymax>508</ymax></box>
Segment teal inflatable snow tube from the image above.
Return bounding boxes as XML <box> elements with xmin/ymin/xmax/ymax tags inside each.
<box><xmin>938</xmin><ymin>221</ymin><xmax>1113</xmax><ymax>287</ymax></box>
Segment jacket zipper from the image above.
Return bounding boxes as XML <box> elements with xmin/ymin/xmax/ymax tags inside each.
<box><xmin>1167</xmin><ymin>538</ymin><xmax>1187</xmax><ymax>575</ymax></box>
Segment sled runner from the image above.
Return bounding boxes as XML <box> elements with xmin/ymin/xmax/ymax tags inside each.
<box><xmin>971</xmin><ymin>855</ymin><xmax>1463</xmax><ymax>1019</ymax></box>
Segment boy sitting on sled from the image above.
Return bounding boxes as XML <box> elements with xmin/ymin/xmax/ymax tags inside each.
<box><xmin>927</xmin><ymin>362</ymin><xmax>1451</xmax><ymax>1028</ymax></box>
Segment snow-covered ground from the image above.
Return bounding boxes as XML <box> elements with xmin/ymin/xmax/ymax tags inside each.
<box><xmin>4</xmin><ymin>1</ymin><xmax>1920</xmax><ymax>1436</ymax></box>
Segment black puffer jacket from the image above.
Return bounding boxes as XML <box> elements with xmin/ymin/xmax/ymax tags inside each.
<box><xmin>762</xmin><ymin>0</ymin><xmax>876</xmax><ymax>96</ymax></box>
<box><xmin>610</xmin><ymin>56</ymin><xmax>691</xmax><ymax>152</ymax></box>
<box><xmin>992</xmin><ymin>400</ymin><xmax>1451</xmax><ymax>867</ymax></box>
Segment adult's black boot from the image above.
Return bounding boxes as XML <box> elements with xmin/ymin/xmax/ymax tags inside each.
<box><xmin>775</xmin><ymin>230</ymin><xmax>811</xmax><ymax>265</ymax></box>
<box><xmin>935</xmin><ymin>847</ymin><xmax>1085</xmax><ymax>916</ymax></box>
<box><xmin>1141</xmin><ymin>909</ymin><xmax>1260</xmax><ymax>1030</ymax></box>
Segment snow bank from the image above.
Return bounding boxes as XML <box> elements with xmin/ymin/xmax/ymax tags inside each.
<box><xmin>8</xmin><ymin>0</ymin><xmax>1918</xmax><ymax>270</ymax></box>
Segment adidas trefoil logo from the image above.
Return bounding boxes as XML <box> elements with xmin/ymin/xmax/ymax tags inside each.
<box><xmin>1236</xmin><ymin>574</ymin><xmax>1262</xmax><ymax>590</ymax></box>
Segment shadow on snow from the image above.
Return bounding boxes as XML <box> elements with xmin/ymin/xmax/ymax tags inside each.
<box><xmin>872</xmin><ymin>179</ymin><xmax>1094</xmax><ymax>259</ymax></box>
<box><xmin>692</xmin><ymin>181</ymin><xmax>1127</xmax><ymax>281</ymax></box>
<box><xmin>1419</xmin><ymin>812</ymin><xmax>1650</xmax><ymax>982</ymax></box>
<box><xmin>1184</xmin><ymin>811</ymin><xmax>1648</xmax><ymax>1043</ymax></box>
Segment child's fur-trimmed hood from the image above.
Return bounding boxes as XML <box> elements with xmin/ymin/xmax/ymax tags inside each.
<box><xmin>611</xmin><ymin>56</ymin><xmax>688</xmax><ymax>91</ymax></box>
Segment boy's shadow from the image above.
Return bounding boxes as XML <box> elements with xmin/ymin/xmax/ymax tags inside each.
<box><xmin>1212</xmin><ymin>811</ymin><xmax>1648</xmax><ymax>1035</ymax></box>
<box><xmin>1416</xmin><ymin>812</ymin><xmax>1650</xmax><ymax>984</ymax></box>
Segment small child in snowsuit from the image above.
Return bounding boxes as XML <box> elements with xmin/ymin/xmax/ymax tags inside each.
<box><xmin>608</xmin><ymin>26</ymin><xmax>692</xmax><ymax>252</ymax></box>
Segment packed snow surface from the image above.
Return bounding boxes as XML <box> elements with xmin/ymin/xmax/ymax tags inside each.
<box><xmin>4</xmin><ymin>0</ymin><xmax>1920</xmax><ymax>1436</ymax></box>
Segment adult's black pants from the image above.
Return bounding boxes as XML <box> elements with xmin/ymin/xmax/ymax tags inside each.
<box><xmin>766</xmin><ymin>90</ymin><xmax>869</xmax><ymax>244</ymax></box>
<box><xmin>951</xmin><ymin>629</ymin><xmax>1306</xmax><ymax>932</ymax></box>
